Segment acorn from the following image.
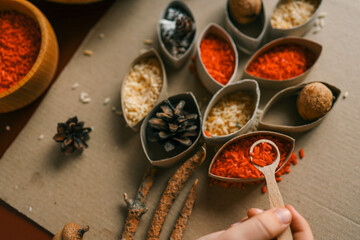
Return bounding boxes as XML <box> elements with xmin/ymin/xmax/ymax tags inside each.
<box><xmin>52</xmin><ymin>223</ymin><xmax>89</xmax><ymax>240</ymax></box>
<box><xmin>297</xmin><ymin>82</ymin><xmax>333</xmax><ymax>121</ymax></box>
<box><xmin>229</xmin><ymin>0</ymin><xmax>261</xmax><ymax>25</ymax></box>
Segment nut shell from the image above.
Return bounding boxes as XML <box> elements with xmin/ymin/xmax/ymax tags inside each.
<box><xmin>297</xmin><ymin>82</ymin><xmax>333</xmax><ymax>121</ymax></box>
<box><xmin>229</xmin><ymin>0</ymin><xmax>261</xmax><ymax>25</ymax></box>
<box><xmin>61</xmin><ymin>223</ymin><xmax>89</xmax><ymax>240</ymax></box>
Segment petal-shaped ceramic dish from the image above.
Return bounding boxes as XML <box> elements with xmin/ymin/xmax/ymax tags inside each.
<box><xmin>225</xmin><ymin>0</ymin><xmax>268</xmax><ymax>55</ymax></box>
<box><xmin>195</xmin><ymin>23</ymin><xmax>239</xmax><ymax>94</ymax></box>
<box><xmin>258</xmin><ymin>81</ymin><xmax>341</xmax><ymax>133</ymax></box>
<box><xmin>140</xmin><ymin>92</ymin><xmax>202</xmax><ymax>167</ymax></box>
<box><xmin>121</xmin><ymin>48</ymin><xmax>167</xmax><ymax>131</ymax></box>
<box><xmin>157</xmin><ymin>1</ymin><xmax>196</xmax><ymax>69</ymax></box>
<box><xmin>208</xmin><ymin>131</ymin><xmax>295</xmax><ymax>183</ymax></box>
<box><xmin>202</xmin><ymin>79</ymin><xmax>260</xmax><ymax>145</ymax></box>
<box><xmin>0</xmin><ymin>0</ymin><xmax>59</xmax><ymax>113</ymax></box>
<box><xmin>243</xmin><ymin>37</ymin><xmax>322</xmax><ymax>89</ymax></box>
<box><xmin>270</xmin><ymin>0</ymin><xmax>322</xmax><ymax>39</ymax></box>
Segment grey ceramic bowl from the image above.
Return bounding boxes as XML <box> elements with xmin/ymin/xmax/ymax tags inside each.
<box><xmin>140</xmin><ymin>92</ymin><xmax>202</xmax><ymax>167</ymax></box>
<box><xmin>243</xmin><ymin>37</ymin><xmax>322</xmax><ymax>89</ymax></box>
<box><xmin>270</xmin><ymin>0</ymin><xmax>322</xmax><ymax>39</ymax></box>
<box><xmin>225</xmin><ymin>0</ymin><xmax>268</xmax><ymax>55</ymax></box>
<box><xmin>121</xmin><ymin>48</ymin><xmax>167</xmax><ymax>131</ymax></box>
<box><xmin>202</xmin><ymin>79</ymin><xmax>260</xmax><ymax>145</ymax></box>
<box><xmin>208</xmin><ymin>131</ymin><xmax>295</xmax><ymax>183</ymax></box>
<box><xmin>195</xmin><ymin>23</ymin><xmax>239</xmax><ymax>94</ymax></box>
<box><xmin>157</xmin><ymin>1</ymin><xmax>196</xmax><ymax>69</ymax></box>
<box><xmin>258</xmin><ymin>81</ymin><xmax>341</xmax><ymax>133</ymax></box>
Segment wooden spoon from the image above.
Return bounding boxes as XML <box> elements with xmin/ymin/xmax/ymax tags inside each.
<box><xmin>250</xmin><ymin>139</ymin><xmax>293</xmax><ymax>240</ymax></box>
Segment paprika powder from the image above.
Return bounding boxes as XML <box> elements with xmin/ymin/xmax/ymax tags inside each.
<box><xmin>246</xmin><ymin>44</ymin><xmax>315</xmax><ymax>81</ymax></box>
<box><xmin>200</xmin><ymin>34</ymin><xmax>235</xmax><ymax>85</ymax></box>
<box><xmin>0</xmin><ymin>10</ymin><xmax>41</xmax><ymax>93</ymax></box>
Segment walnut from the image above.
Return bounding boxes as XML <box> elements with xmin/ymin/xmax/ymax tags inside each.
<box><xmin>229</xmin><ymin>0</ymin><xmax>261</xmax><ymax>25</ymax></box>
<box><xmin>297</xmin><ymin>82</ymin><xmax>333</xmax><ymax>121</ymax></box>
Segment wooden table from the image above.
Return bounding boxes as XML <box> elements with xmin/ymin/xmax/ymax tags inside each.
<box><xmin>0</xmin><ymin>1</ymin><xmax>115</xmax><ymax>239</ymax></box>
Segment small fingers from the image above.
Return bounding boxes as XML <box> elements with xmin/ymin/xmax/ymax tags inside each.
<box><xmin>247</xmin><ymin>208</ymin><xmax>264</xmax><ymax>218</ymax></box>
<box><xmin>219</xmin><ymin>208</ymin><xmax>292</xmax><ymax>240</ymax></box>
<box><xmin>286</xmin><ymin>205</ymin><xmax>314</xmax><ymax>240</ymax></box>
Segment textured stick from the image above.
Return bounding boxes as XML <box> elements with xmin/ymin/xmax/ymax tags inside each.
<box><xmin>121</xmin><ymin>166</ymin><xmax>158</xmax><ymax>240</ymax></box>
<box><xmin>170</xmin><ymin>179</ymin><xmax>199</xmax><ymax>240</ymax></box>
<box><xmin>146</xmin><ymin>144</ymin><xmax>206</xmax><ymax>240</ymax></box>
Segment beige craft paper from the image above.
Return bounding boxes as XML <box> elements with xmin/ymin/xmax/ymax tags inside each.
<box><xmin>0</xmin><ymin>0</ymin><xmax>359</xmax><ymax>239</ymax></box>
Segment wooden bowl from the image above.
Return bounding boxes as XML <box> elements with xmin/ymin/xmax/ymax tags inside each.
<box><xmin>202</xmin><ymin>79</ymin><xmax>260</xmax><ymax>145</ymax></box>
<box><xmin>243</xmin><ymin>37</ymin><xmax>322</xmax><ymax>89</ymax></box>
<box><xmin>121</xmin><ymin>48</ymin><xmax>167</xmax><ymax>131</ymax></box>
<box><xmin>0</xmin><ymin>0</ymin><xmax>59</xmax><ymax>113</ymax></box>
<box><xmin>208</xmin><ymin>131</ymin><xmax>295</xmax><ymax>183</ymax></box>
<box><xmin>225</xmin><ymin>0</ymin><xmax>268</xmax><ymax>55</ymax></box>
<box><xmin>195</xmin><ymin>23</ymin><xmax>239</xmax><ymax>94</ymax></box>
<box><xmin>157</xmin><ymin>1</ymin><xmax>196</xmax><ymax>69</ymax></box>
<box><xmin>140</xmin><ymin>92</ymin><xmax>202</xmax><ymax>167</ymax></box>
<box><xmin>258</xmin><ymin>81</ymin><xmax>341</xmax><ymax>133</ymax></box>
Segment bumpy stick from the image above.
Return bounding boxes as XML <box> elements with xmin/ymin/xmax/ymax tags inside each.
<box><xmin>121</xmin><ymin>166</ymin><xmax>157</xmax><ymax>240</ymax></box>
<box><xmin>170</xmin><ymin>179</ymin><xmax>199</xmax><ymax>240</ymax></box>
<box><xmin>146</xmin><ymin>144</ymin><xmax>206</xmax><ymax>240</ymax></box>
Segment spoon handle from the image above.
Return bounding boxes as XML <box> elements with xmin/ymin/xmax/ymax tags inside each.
<box><xmin>263</xmin><ymin>168</ymin><xmax>293</xmax><ymax>240</ymax></box>
<box><xmin>263</xmin><ymin>168</ymin><xmax>284</xmax><ymax>208</ymax></box>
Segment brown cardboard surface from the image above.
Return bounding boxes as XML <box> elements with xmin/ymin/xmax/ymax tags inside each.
<box><xmin>0</xmin><ymin>0</ymin><xmax>359</xmax><ymax>239</ymax></box>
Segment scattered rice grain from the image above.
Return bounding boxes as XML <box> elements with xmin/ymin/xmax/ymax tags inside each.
<box><xmin>5</xmin><ymin>125</ymin><xmax>10</xmax><ymax>131</ymax></box>
<box><xmin>343</xmin><ymin>91</ymin><xmax>348</xmax><ymax>99</ymax></box>
<box><xmin>38</xmin><ymin>134</ymin><xmax>44</xmax><ymax>140</ymax></box>
<box><xmin>143</xmin><ymin>39</ymin><xmax>153</xmax><ymax>45</ymax></box>
<box><xmin>103</xmin><ymin>97</ymin><xmax>110</xmax><ymax>105</ymax></box>
<box><xmin>84</xmin><ymin>50</ymin><xmax>93</xmax><ymax>56</ymax></box>
<box><xmin>80</xmin><ymin>92</ymin><xmax>91</xmax><ymax>103</ymax></box>
<box><xmin>72</xmin><ymin>82</ymin><xmax>79</xmax><ymax>90</ymax></box>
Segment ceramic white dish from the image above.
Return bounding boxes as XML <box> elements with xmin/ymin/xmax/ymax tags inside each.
<box><xmin>243</xmin><ymin>37</ymin><xmax>322</xmax><ymax>89</ymax></box>
<box><xmin>121</xmin><ymin>48</ymin><xmax>167</xmax><ymax>131</ymax></box>
<box><xmin>140</xmin><ymin>92</ymin><xmax>202</xmax><ymax>167</ymax></box>
<box><xmin>208</xmin><ymin>131</ymin><xmax>295</xmax><ymax>183</ymax></box>
<box><xmin>270</xmin><ymin>0</ymin><xmax>322</xmax><ymax>39</ymax></box>
<box><xmin>258</xmin><ymin>81</ymin><xmax>341</xmax><ymax>133</ymax></box>
<box><xmin>202</xmin><ymin>79</ymin><xmax>260</xmax><ymax>145</ymax></box>
<box><xmin>195</xmin><ymin>23</ymin><xmax>239</xmax><ymax>94</ymax></box>
<box><xmin>157</xmin><ymin>1</ymin><xmax>196</xmax><ymax>69</ymax></box>
<box><xmin>225</xmin><ymin>0</ymin><xmax>268</xmax><ymax>55</ymax></box>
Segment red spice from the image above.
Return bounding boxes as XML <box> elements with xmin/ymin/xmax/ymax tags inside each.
<box><xmin>250</xmin><ymin>142</ymin><xmax>277</xmax><ymax>167</ymax></box>
<box><xmin>209</xmin><ymin>135</ymin><xmax>298</xmax><ymax>189</ymax></box>
<box><xmin>0</xmin><ymin>10</ymin><xmax>41</xmax><ymax>94</ymax></box>
<box><xmin>262</xmin><ymin>185</ymin><xmax>267</xmax><ymax>194</ymax></box>
<box><xmin>246</xmin><ymin>44</ymin><xmax>315</xmax><ymax>81</ymax></box>
<box><xmin>299</xmin><ymin>148</ymin><xmax>304</xmax><ymax>159</ymax></box>
<box><xmin>200</xmin><ymin>34</ymin><xmax>235</xmax><ymax>85</ymax></box>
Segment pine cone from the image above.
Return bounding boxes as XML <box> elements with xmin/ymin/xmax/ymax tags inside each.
<box><xmin>148</xmin><ymin>100</ymin><xmax>198</xmax><ymax>152</ymax></box>
<box><xmin>53</xmin><ymin>116</ymin><xmax>91</xmax><ymax>154</ymax></box>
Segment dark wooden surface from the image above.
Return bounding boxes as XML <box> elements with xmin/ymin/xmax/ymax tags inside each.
<box><xmin>0</xmin><ymin>0</ymin><xmax>115</xmax><ymax>239</ymax></box>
